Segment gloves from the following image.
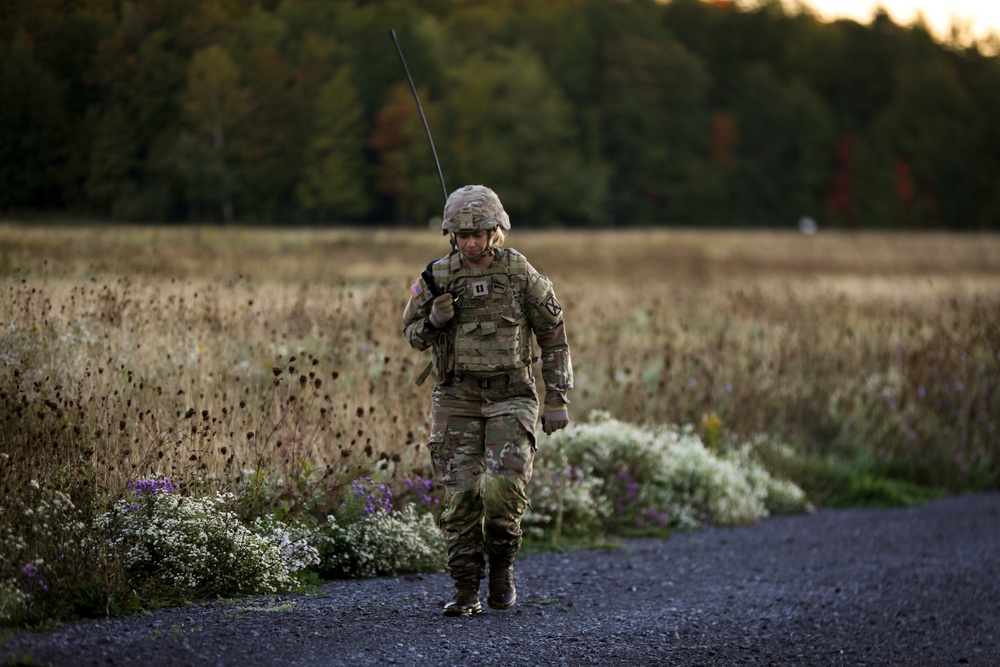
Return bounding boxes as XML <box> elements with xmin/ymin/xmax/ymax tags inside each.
<box><xmin>542</xmin><ymin>404</ymin><xmax>570</xmax><ymax>435</ymax></box>
<box><xmin>428</xmin><ymin>293</ymin><xmax>455</xmax><ymax>328</ymax></box>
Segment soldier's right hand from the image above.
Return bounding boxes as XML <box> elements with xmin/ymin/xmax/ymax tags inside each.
<box><xmin>428</xmin><ymin>293</ymin><xmax>455</xmax><ymax>328</ymax></box>
<box><xmin>542</xmin><ymin>404</ymin><xmax>569</xmax><ymax>435</ymax></box>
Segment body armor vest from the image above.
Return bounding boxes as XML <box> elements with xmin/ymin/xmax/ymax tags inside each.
<box><xmin>432</xmin><ymin>250</ymin><xmax>529</xmax><ymax>375</ymax></box>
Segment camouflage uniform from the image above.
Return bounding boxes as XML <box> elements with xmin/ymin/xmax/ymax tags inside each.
<box><xmin>402</xmin><ymin>185</ymin><xmax>573</xmax><ymax>612</ymax></box>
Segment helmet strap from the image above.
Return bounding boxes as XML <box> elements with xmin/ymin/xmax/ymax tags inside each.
<box><xmin>483</xmin><ymin>228</ymin><xmax>499</xmax><ymax>257</ymax></box>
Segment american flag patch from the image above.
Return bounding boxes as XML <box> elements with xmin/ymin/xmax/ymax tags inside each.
<box><xmin>410</xmin><ymin>280</ymin><xmax>422</xmax><ymax>298</ymax></box>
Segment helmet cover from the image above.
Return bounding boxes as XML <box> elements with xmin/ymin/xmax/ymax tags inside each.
<box><xmin>441</xmin><ymin>185</ymin><xmax>510</xmax><ymax>235</ymax></box>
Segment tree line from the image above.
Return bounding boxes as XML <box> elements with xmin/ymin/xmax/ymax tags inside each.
<box><xmin>2</xmin><ymin>0</ymin><xmax>998</xmax><ymax>229</ymax></box>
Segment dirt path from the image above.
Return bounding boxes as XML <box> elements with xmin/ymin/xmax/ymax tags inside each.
<box><xmin>4</xmin><ymin>492</ymin><xmax>998</xmax><ymax>667</ymax></box>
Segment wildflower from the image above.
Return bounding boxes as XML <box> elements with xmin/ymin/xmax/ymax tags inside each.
<box><xmin>345</xmin><ymin>477</ymin><xmax>393</xmax><ymax>517</ymax></box>
<box><xmin>404</xmin><ymin>476</ymin><xmax>439</xmax><ymax>507</ymax></box>
<box><xmin>128</xmin><ymin>477</ymin><xmax>177</xmax><ymax>496</ymax></box>
<box><xmin>637</xmin><ymin>508</ymin><xmax>670</xmax><ymax>528</ymax></box>
<box><xmin>20</xmin><ymin>562</ymin><xmax>48</xmax><ymax>593</ymax></box>
<box><xmin>612</xmin><ymin>469</ymin><xmax>639</xmax><ymax>515</ymax></box>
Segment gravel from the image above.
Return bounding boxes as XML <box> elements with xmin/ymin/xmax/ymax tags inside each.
<box><xmin>3</xmin><ymin>492</ymin><xmax>998</xmax><ymax>667</ymax></box>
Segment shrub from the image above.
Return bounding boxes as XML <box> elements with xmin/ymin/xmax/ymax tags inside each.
<box><xmin>250</xmin><ymin>513</ymin><xmax>321</xmax><ymax>575</ymax></box>
<box><xmin>528</xmin><ymin>412</ymin><xmax>811</xmax><ymax>539</ymax></box>
<box><xmin>522</xmin><ymin>464</ymin><xmax>611</xmax><ymax>540</ymax></box>
<box><xmin>316</xmin><ymin>504</ymin><xmax>446</xmax><ymax>579</ymax></box>
<box><xmin>95</xmin><ymin>479</ymin><xmax>313</xmax><ymax>599</ymax></box>
<box><xmin>0</xmin><ymin>477</ymin><xmax>97</xmax><ymax>625</ymax></box>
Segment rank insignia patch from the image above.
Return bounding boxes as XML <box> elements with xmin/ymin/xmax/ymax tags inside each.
<box><xmin>469</xmin><ymin>279</ymin><xmax>490</xmax><ymax>298</ymax></box>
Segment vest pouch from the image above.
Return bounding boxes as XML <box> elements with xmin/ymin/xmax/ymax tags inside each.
<box><xmin>480</xmin><ymin>321</ymin><xmax>497</xmax><ymax>335</ymax></box>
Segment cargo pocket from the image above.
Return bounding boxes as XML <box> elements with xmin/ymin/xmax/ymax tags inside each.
<box><xmin>428</xmin><ymin>419</ymin><xmax>447</xmax><ymax>481</ymax></box>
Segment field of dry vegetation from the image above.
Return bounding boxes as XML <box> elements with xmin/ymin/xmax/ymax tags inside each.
<box><xmin>1</xmin><ymin>223</ymin><xmax>998</xmax><ymax>625</ymax></box>
<box><xmin>3</xmin><ymin>225</ymin><xmax>998</xmax><ymax>509</ymax></box>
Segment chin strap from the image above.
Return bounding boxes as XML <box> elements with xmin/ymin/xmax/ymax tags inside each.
<box><xmin>482</xmin><ymin>229</ymin><xmax>500</xmax><ymax>258</ymax></box>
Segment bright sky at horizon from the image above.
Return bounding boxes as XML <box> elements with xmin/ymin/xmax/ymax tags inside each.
<box><xmin>800</xmin><ymin>0</ymin><xmax>1000</xmax><ymax>45</ymax></box>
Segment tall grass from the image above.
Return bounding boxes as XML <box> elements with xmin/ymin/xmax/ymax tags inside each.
<box><xmin>4</xmin><ymin>225</ymin><xmax>998</xmax><ymax>499</ymax></box>
<box><xmin>545</xmin><ymin>230</ymin><xmax>1000</xmax><ymax>501</ymax></box>
<box><xmin>1</xmin><ymin>224</ymin><xmax>997</xmax><ymax>622</ymax></box>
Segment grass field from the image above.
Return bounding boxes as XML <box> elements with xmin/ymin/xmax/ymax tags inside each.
<box><xmin>2</xmin><ymin>224</ymin><xmax>998</xmax><ymax>508</ymax></box>
<box><xmin>2</xmin><ymin>223</ymin><xmax>998</xmax><ymax>624</ymax></box>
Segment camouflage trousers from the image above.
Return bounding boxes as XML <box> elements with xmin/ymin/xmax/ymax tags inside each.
<box><xmin>428</xmin><ymin>375</ymin><xmax>538</xmax><ymax>582</ymax></box>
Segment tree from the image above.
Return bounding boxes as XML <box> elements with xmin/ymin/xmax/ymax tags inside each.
<box><xmin>0</xmin><ymin>36</ymin><xmax>64</xmax><ymax>209</ymax></box>
<box><xmin>370</xmin><ymin>83</ymin><xmax>445</xmax><ymax>226</ymax></box>
<box><xmin>875</xmin><ymin>59</ymin><xmax>987</xmax><ymax>228</ymax></box>
<box><xmin>1</xmin><ymin>0</ymin><xmax>999</xmax><ymax>228</ymax></box>
<box><xmin>85</xmin><ymin>100</ymin><xmax>140</xmax><ymax>212</ymax></box>
<box><xmin>297</xmin><ymin>67</ymin><xmax>371</xmax><ymax>221</ymax></box>
<box><xmin>444</xmin><ymin>45</ymin><xmax>609</xmax><ymax>226</ymax></box>
<box><xmin>180</xmin><ymin>44</ymin><xmax>247</xmax><ymax>223</ymax></box>
<box><xmin>597</xmin><ymin>33</ymin><xmax>712</xmax><ymax>224</ymax></box>
<box><xmin>229</xmin><ymin>46</ymin><xmax>309</xmax><ymax>223</ymax></box>
<box><xmin>728</xmin><ymin>64</ymin><xmax>834</xmax><ymax>226</ymax></box>
<box><xmin>86</xmin><ymin>26</ymin><xmax>187</xmax><ymax>220</ymax></box>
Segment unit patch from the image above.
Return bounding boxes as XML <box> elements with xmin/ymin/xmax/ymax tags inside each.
<box><xmin>543</xmin><ymin>294</ymin><xmax>562</xmax><ymax>317</ymax></box>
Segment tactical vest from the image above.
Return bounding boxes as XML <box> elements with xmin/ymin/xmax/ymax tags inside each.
<box><xmin>432</xmin><ymin>250</ymin><xmax>530</xmax><ymax>375</ymax></box>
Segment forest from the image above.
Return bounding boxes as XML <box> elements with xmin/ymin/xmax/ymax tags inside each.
<box><xmin>2</xmin><ymin>0</ymin><xmax>999</xmax><ymax>229</ymax></box>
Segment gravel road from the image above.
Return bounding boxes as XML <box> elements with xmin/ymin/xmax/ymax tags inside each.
<box><xmin>3</xmin><ymin>492</ymin><xmax>998</xmax><ymax>667</ymax></box>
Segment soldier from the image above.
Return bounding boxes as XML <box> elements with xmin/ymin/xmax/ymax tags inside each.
<box><xmin>402</xmin><ymin>184</ymin><xmax>573</xmax><ymax>616</ymax></box>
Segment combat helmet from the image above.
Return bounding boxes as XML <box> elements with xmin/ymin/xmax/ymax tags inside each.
<box><xmin>441</xmin><ymin>185</ymin><xmax>510</xmax><ymax>236</ymax></box>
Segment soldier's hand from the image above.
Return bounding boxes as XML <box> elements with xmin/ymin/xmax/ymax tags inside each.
<box><xmin>428</xmin><ymin>293</ymin><xmax>455</xmax><ymax>328</ymax></box>
<box><xmin>542</xmin><ymin>404</ymin><xmax>569</xmax><ymax>435</ymax></box>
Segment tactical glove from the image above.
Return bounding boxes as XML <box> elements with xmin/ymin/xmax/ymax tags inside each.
<box><xmin>428</xmin><ymin>293</ymin><xmax>455</xmax><ymax>328</ymax></box>
<box><xmin>541</xmin><ymin>404</ymin><xmax>569</xmax><ymax>435</ymax></box>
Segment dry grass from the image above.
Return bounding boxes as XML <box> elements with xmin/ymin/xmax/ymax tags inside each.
<box><xmin>2</xmin><ymin>224</ymin><xmax>998</xmax><ymax>512</ymax></box>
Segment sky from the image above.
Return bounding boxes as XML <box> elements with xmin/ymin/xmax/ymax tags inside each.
<box><xmin>800</xmin><ymin>0</ymin><xmax>1000</xmax><ymax>45</ymax></box>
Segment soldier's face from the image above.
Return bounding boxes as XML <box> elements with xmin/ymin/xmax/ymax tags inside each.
<box><xmin>456</xmin><ymin>230</ymin><xmax>490</xmax><ymax>260</ymax></box>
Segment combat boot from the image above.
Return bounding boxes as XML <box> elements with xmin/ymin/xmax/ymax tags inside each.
<box><xmin>487</xmin><ymin>559</ymin><xmax>516</xmax><ymax>610</ymax></box>
<box><xmin>443</xmin><ymin>579</ymin><xmax>482</xmax><ymax>616</ymax></box>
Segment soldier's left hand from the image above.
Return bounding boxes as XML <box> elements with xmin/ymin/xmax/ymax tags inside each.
<box><xmin>542</xmin><ymin>404</ymin><xmax>569</xmax><ymax>435</ymax></box>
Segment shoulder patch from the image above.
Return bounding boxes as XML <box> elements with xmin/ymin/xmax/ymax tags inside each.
<box><xmin>543</xmin><ymin>294</ymin><xmax>562</xmax><ymax>317</ymax></box>
<box><xmin>410</xmin><ymin>280</ymin><xmax>423</xmax><ymax>298</ymax></box>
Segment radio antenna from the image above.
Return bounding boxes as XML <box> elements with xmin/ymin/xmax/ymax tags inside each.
<box><xmin>389</xmin><ymin>29</ymin><xmax>448</xmax><ymax>203</ymax></box>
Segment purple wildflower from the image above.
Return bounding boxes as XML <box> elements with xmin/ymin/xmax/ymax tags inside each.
<box><xmin>20</xmin><ymin>563</ymin><xmax>48</xmax><ymax>593</ymax></box>
<box><xmin>350</xmin><ymin>477</ymin><xmax>393</xmax><ymax>516</ymax></box>
<box><xmin>636</xmin><ymin>507</ymin><xmax>670</xmax><ymax>528</ymax></box>
<box><xmin>404</xmin><ymin>476</ymin><xmax>439</xmax><ymax>507</ymax></box>
<box><xmin>128</xmin><ymin>477</ymin><xmax>177</xmax><ymax>496</ymax></box>
<box><xmin>612</xmin><ymin>469</ymin><xmax>639</xmax><ymax>515</ymax></box>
